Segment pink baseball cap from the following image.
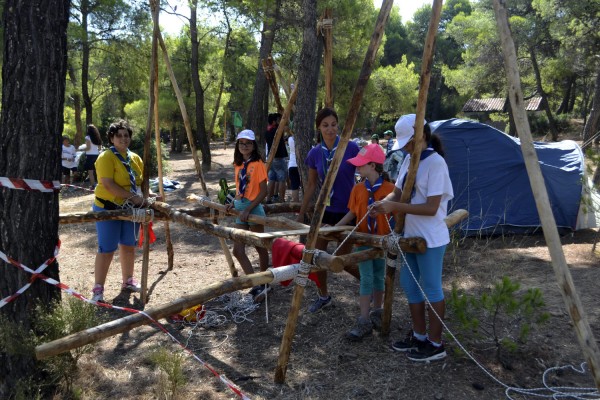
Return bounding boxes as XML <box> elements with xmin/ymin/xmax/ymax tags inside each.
<box><xmin>347</xmin><ymin>143</ymin><xmax>386</xmax><ymax>166</ymax></box>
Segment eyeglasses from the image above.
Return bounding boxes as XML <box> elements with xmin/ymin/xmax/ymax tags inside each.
<box><xmin>114</xmin><ymin>133</ymin><xmax>131</xmax><ymax>139</ymax></box>
<box><xmin>238</xmin><ymin>141</ymin><xmax>253</xmax><ymax>147</ymax></box>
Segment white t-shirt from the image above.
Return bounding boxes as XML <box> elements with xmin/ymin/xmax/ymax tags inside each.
<box><xmin>395</xmin><ymin>152</ymin><xmax>454</xmax><ymax>248</ymax></box>
<box><xmin>287</xmin><ymin>136</ymin><xmax>297</xmax><ymax>168</ymax></box>
<box><xmin>62</xmin><ymin>144</ymin><xmax>77</xmax><ymax>169</ymax></box>
<box><xmin>85</xmin><ymin>135</ymin><xmax>100</xmax><ymax>155</ymax></box>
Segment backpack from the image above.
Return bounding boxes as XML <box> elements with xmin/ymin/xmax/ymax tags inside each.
<box><xmin>384</xmin><ymin>149</ymin><xmax>405</xmax><ymax>182</ymax></box>
<box><xmin>218</xmin><ymin>178</ymin><xmax>236</xmax><ymax>205</ymax></box>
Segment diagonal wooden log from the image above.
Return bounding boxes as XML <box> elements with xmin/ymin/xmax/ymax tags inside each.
<box><xmin>380</xmin><ymin>0</ymin><xmax>444</xmax><ymax>336</ymax></box>
<box><xmin>265</xmin><ymin>82</ymin><xmax>299</xmax><ymax>172</ymax></box>
<box><xmin>493</xmin><ymin>0</ymin><xmax>600</xmax><ymax>390</ymax></box>
<box><xmin>274</xmin><ymin>0</ymin><xmax>394</xmax><ymax>383</ymax></box>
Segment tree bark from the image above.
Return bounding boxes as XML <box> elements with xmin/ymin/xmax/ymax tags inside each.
<box><xmin>81</xmin><ymin>0</ymin><xmax>93</xmax><ymax>125</ymax></box>
<box><xmin>0</xmin><ymin>0</ymin><xmax>69</xmax><ymax>396</ymax></box>
<box><xmin>294</xmin><ymin>0</ymin><xmax>323</xmax><ymax>194</ymax></box>
<box><xmin>246</xmin><ymin>0</ymin><xmax>281</xmax><ymax>155</ymax></box>
<box><xmin>556</xmin><ymin>74</ymin><xmax>575</xmax><ymax>115</ymax></box>
<box><xmin>67</xmin><ymin>63</ymin><xmax>84</xmax><ymax>146</ymax></box>
<box><xmin>189</xmin><ymin>0</ymin><xmax>212</xmax><ymax>170</ymax></box>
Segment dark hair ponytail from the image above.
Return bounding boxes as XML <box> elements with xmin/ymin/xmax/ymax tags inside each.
<box><xmin>87</xmin><ymin>124</ymin><xmax>102</xmax><ymax>145</ymax></box>
<box><xmin>424</xmin><ymin>124</ymin><xmax>445</xmax><ymax>157</ymax></box>
<box><xmin>374</xmin><ymin>163</ymin><xmax>391</xmax><ymax>182</ymax></box>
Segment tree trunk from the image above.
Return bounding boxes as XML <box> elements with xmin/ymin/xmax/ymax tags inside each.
<box><xmin>81</xmin><ymin>0</ymin><xmax>93</xmax><ymax>125</ymax></box>
<box><xmin>0</xmin><ymin>0</ymin><xmax>69</xmax><ymax>396</ymax></box>
<box><xmin>530</xmin><ymin>48</ymin><xmax>559</xmax><ymax>140</ymax></box>
<box><xmin>583</xmin><ymin>66</ymin><xmax>600</xmax><ymax>149</ymax></box>
<box><xmin>247</xmin><ymin>0</ymin><xmax>281</xmax><ymax>154</ymax></box>
<box><xmin>294</xmin><ymin>0</ymin><xmax>323</xmax><ymax>192</ymax></box>
<box><xmin>209</xmin><ymin>7</ymin><xmax>232</xmax><ymax>138</ymax></box>
<box><xmin>189</xmin><ymin>0</ymin><xmax>212</xmax><ymax>170</ymax></box>
<box><xmin>556</xmin><ymin>74</ymin><xmax>575</xmax><ymax>115</ymax></box>
<box><xmin>68</xmin><ymin>63</ymin><xmax>84</xmax><ymax>146</ymax></box>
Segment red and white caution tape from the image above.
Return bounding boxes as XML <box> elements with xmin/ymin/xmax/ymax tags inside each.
<box><xmin>60</xmin><ymin>184</ymin><xmax>95</xmax><ymax>193</ymax></box>
<box><xmin>0</xmin><ymin>244</ymin><xmax>251</xmax><ymax>399</ymax></box>
<box><xmin>0</xmin><ymin>177</ymin><xmax>61</xmax><ymax>192</ymax></box>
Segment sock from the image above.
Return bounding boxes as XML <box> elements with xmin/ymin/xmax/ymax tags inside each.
<box><xmin>319</xmin><ymin>295</ymin><xmax>330</xmax><ymax>301</ymax></box>
<box><xmin>429</xmin><ymin>339</ymin><xmax>442</xmax><ymax>348</ymax></box>
<box><xmin>413</xmin><ymin>332</ymin><xmax>427</xmax><ymax>341</ymax></box>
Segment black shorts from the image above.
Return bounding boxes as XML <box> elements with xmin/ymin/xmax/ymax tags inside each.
<box><xmin>322</xmin><ymin>210</ymin><xmax>350</xmax><ymax>225</ymax></box>
<box><xmin>61</xmin><ymin>166</ymin><xmax>76</xmax><ymax>176</ymax></box>
<box><xmin>84</xmin><ymin>154</ymin><xmax>98</xmax><ymax>171</ymax></box>
<box><xmin>288</xmin><ymin>167</ymin><xmax>301</xmax><ymax>190</ymax></box>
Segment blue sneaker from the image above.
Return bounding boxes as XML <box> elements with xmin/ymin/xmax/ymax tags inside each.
<box><xmin>308</xmin><ymin>296</ymin><xmax>332</xmax><ymax>313</ymax></box>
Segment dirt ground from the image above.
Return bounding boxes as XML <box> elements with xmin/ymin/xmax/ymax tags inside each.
<box><xmin>55</xmin><ymin>141</ymin><xmax>600</xmax><ymax>400</ymax></box>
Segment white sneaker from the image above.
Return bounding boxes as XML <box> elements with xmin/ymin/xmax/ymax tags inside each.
<box><xmin>91</xmin><ymin>285</ymin><xmax>104</xmax><ymax>302</ymax></box>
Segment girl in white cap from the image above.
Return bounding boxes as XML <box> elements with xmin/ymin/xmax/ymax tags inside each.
<box><xmin>370</xmin><ymin>115</ymin><xmax>453</xmax><ymax>362</ymax></box>
<box><xmin>226</xmin><ymin>129</ymin><xmax>271</xmax><ymax>302</ymax></box>
<box><xmin>336</xmin><ymin>143</ymin><xmax>396</xmax><ymax>341</ymax></box>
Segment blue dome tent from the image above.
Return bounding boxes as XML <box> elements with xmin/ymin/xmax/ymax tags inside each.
<box><xmin>429</xmin><ymin>118</ymin><xmax>597</xmax><ymax>235</ymax></box>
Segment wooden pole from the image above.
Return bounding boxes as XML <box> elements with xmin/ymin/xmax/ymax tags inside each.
<box><xmin>275</xmin><ymin>0</ymin><xmax>394</xmax><ymax>383</ymax></box>
<box><xmin>150</xmin><ymin>6</ymin><xmax>174</xmax><ymax>273</ymax></box>
<box><xmin>493</xmin><ymin>0</ymin><xmax>600</xmax><ymax>389</ymax></box>
<box><xmin>322</xmin><ymin>8</ymin><xmax>334</xmax><ymax>108</ymax></box>
<box><xmin>262</xmin><ymin>57</ymin><xmax>284</xmax><ymax>113</ymax></box>
<box><xmin>272</xmin><ymin>58</ymin><xmax>292</xmax><ymax>99</ymax></box>
<box><xmin>380</xmin><ymin>0</ymin><xmax>443</xmax><ymax>336</ymax></box>
<box><xmin>224</xmin><ymin>109</ymin><xmax>227</xmax><ymax>150</ymax></box>
<box><xmin>265</xmin><ymin>82</ymin><xmax>298</xmax><ymax>172</ymax></box>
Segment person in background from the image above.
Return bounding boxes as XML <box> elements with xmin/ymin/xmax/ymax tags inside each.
<box><xmin>287</xmin><ymin>129</ymin><xmax>301</xmax><ymax>202</ymax></box>
<box><xmin>297</xmin><ymin>107</ymin><xmax>361</xmax><ymax>313</ymax></box>
<box><xmin>265</xmin><ymin>112</ymin><xmax>288</xmax><ymax>203</ymax></box>
<box><xmin>226</xmin><ymin>129</ymin><xmax>271</xmax><ymax>303</ymax></box>
<box><xmin>371</xmin><ymin>133</ymin><xmax>385</xmax><ymax>153</ymax></box>
<box><xmin>61</xmin><ymin>136</ymin><xmax>77</xmax><ymax>185</ymax></box>
<box><xmin>384</xmin><ymin>130</ymin><xmax>395</xmax><ymax>155</ymax></box>
<box><xmin>336</xmin><ymin>144</ymin><xmax>395</xmax><ymax>341</ymax></box>
<box><xmin>91</xmin><ymin>120</ymin><xmax>159</xmax><ymax>303</ymax></box>
<box><xmin>85</xmin><ymin>124</ymin><xmax>102</xmax><ymax>189</ymax></box>
<box><xmin>370</xmin><ymin>114</ymin><xmax>454</xmax><ymax>362</ymax></box>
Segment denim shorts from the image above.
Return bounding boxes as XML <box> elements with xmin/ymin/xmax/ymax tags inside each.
<box><xmin>234</xmin><ymin>198</ymin><xmax>266</xmax><ymax>226</ymax></box>
<box><xmin>268</xmin><ymin>158</ymin><xmax>288</xmax><ymax>182</ymax></box>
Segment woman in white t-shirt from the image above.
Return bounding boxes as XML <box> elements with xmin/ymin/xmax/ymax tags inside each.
<box><xmin>84</xmin><ymin>124</ymin><xmax>102</xmax><ymax>188</ymax></box>
<box><xmin>371</xmin><ymin>114</ymin><xmax>453</xmax><ymax>363</ymax></box>
<box><xmin>287</xmin><ymin>132</ymin><xmax>300</xmax><ymax>202</ymax></box>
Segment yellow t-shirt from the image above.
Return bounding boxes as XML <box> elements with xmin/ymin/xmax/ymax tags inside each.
<box><xmin>93</xmin><ymin>149</ymin><xmax>144</xmax><ymax>207</ymax></box>
<box><xmin>233</xmin><ymin>159</ymin><xmax>267</xmax><ymax>201</ymax></box>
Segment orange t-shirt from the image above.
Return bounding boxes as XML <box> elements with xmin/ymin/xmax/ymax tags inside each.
<box><xmin>348</xmin><ymin>180</ymin><xmax>395</xmax><ymax>235</ymax></box>
<box><xmin>234</xmin><ymin>159</ymin><xmax>267</xmax><ymax>201</ymax></box>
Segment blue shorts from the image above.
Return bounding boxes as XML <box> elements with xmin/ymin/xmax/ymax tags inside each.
<box><xmin>234</xmin><ymin>198</ymin><xmax>266</xmax><ymax>226</ymax></box>
<box><xmin>93</xmin><ymin>204</ymin><xmax>139</xmax><ymax>253</ymax></box>
<box><xmin>288</xmin><ymin>166</ymin><xmax>301</xmax><ymax>190</ymax></box>
<box><xmin>268</xmin><ymin>158</ymin><xmax>287</xmax><ymax>182</ymax></box>
<box><xmin>400</xmin><ymin>245</ymin><xmax>446</xmax><ymax>304</ymax></box>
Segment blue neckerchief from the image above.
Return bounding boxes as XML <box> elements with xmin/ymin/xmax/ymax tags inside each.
<box><xmin>110</xmin><ymin>146</ymin><xmax>137</xmax><ymax>194</ymax></box>
<box><xmin>364</xmin><ymin>175</ymin><xmax>383</xmax><ymax>233</ymax></box>
<box><xmin>401</xmin><ymin>148</ymin><xmax>435</xmax><ymax>197</ymax></box>
<box><xmin>238</xmin><ymin>158</ymin><xmax>252</xmax><ymax>199</ymax></box>
<box><xmin>320</xmin><ymin>135</ymin><xmax>340</xmax><ymax>178</ymax></box>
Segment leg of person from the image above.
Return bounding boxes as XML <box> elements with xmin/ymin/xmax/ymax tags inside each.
<box><xmin>118</xmin><ymin>220</ymin><xmax>141</xmax><ymax>292</ymax></box>
<box><xmin>93</xmin><ymin>213</ymin><xmax>121</xmax><ymax>302</ymax></box>
<box><xmin>347</xmin><ymin>255</ymin><xmax>375</xmax><ymax>341</ymax></box>
<box><xmin>288</xmin><ymin>167</ymin><xmax>300</xmax><ymax>202</ymax></box>
<box><xmin>406</xmin><ymin>246</ymin><xmax>447</xmax><ymax>362</ymax></box>
<box><xmin>278</xmin><ymin>178</ymin><xmax>287</xmax><ymax>201</ymax></box>
<box><xmin>232</xmin><ymin>227</ymin><xmax>254</xmax><ymax>275</ymax></box>
<box><xmin>307</xmin><ymin>236</ymin><xmax>333</xmax><ymax>312</ymax></box>
<box><xmin>370</xmin><ymin>257</ymin><xmax>386</xmax><ymax>330</ymax></box>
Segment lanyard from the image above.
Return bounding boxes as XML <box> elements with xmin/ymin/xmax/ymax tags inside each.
<box><xmin>110</xmin><ymin>146</ymin><xmax>137</xmax><ymax>194</ymax></box>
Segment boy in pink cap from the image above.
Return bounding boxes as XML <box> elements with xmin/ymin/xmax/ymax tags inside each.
<box><xmin>335</xmin><ymin>143</ymin><xmax>396</xmax><ymax>340</ymax></box>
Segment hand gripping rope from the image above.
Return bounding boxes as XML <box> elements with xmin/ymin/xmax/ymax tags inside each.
<box><xmin>0</xmin><ymin>245</ymin><xmax>251</xmax><ymax>399</ymax></box>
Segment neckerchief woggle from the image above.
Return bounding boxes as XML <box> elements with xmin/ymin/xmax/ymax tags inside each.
<box><xmin>238</xmin><ymin>157</ymin><xmax>252</xmax><ymax>199</ymax></box>
<box><xmin>364</xmin><ymin>175</ymin><xmax>383</xmax><ymax>233</ymax></box>
<box><xmin>320</xmin><ymin>135</ymin><xmax>340</xmax><ymax>203</ymax></box>
<box><xmin>110</xmin><ymin>146</ymin><xmax>137</xmax><ymax>195</ymax></box>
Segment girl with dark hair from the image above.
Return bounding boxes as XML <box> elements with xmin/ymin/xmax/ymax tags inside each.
<box><xmin>297</xmin><ymin>107</ymin><xmax>361</xmax><ymax>313</ymax></box>
<box><xmin>371</xmin><ymin>114</ymin><xmax>453</xmax><ymax>362</ymax></box>
<box><xmin>85</xmin><ymin>124</ymin><xmax>102</xmax><ymax>188</ymax></box>
<box><xmin>227</xmin><ymin>129</ymin><xmax>270</xmax><ymax>302</ymax></box>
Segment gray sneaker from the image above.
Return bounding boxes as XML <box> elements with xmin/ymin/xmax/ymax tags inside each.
<box><xmin>346</xmin><ymin>317</ymin><xmax>373</xmax><ymax>341</ymax></box>
<box><xmin>370</xmin><ymin>308</ymin><xmax>383</xmax><ymax>331</ymax></box>
<box><xmin>308</xmin><ymin>296</ymin><xmax>332</xmax><ymax>313</ymax></box>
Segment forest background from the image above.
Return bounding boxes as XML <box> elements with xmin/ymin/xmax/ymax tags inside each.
<box><xmin>1</xmin><ymin>0</ymin><xmax>595</xmax><ymax>171</ymax></box>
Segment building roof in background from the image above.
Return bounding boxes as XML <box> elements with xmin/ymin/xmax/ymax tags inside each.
<box><xmin>462</xmin><ymin>97</ymin><xmax>543</xmax><ymax>112</ymax></box>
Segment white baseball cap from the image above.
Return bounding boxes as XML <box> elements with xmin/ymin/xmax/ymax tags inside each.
<box><xmin>391</xmin><ymin>114</ymin><xmax>427</xmax><ymax>151</ymax></box>
<box><xmin>237</xmin><ymin>129</ymin><xmax>255</xmax><ymax>141</ymax></box>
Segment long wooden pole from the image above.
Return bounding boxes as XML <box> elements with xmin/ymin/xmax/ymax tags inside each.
<box><xmin>380</xmin><ymin>0</ymin><xmax>443</xmax><ymax>336</ymax></box>
<box><xmin>150</xmin><ymin>4</ymin><xmax>174</xmax><ymax>274</ymax></box>
<box><xmin>493</xmin><ymin>0</ymin><xmax>600</xmax><ymax>389</ymax></box>
<box><xmin>265</xmin><ymin>82</ymin><xmax>299</xmax><ymax>172</ymax></box>
<box><xmin>274</xmin><ymin>0</ymin><xmax>394</xmax><ymax>383</ymax></box>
